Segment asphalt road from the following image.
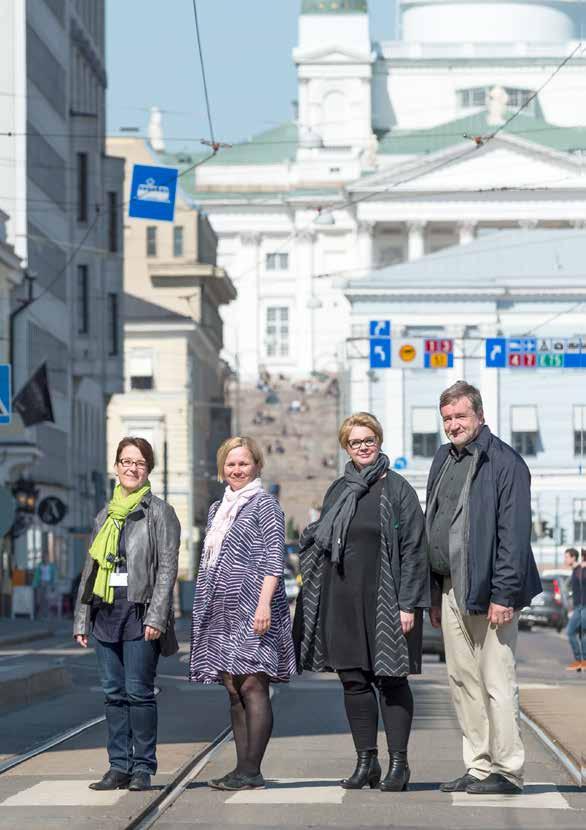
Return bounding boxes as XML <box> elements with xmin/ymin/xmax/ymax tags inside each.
<box><xmin>0</xmin><ymin>623</ymin><xmax>583</xmax><ymax>829</ymax></box>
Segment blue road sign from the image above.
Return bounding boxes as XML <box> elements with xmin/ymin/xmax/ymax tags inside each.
<box><xmin>128</xmin><ymin>164</ymin><xmax>178</xmax><ymax>222</ymax></box>
<box><xmin>370</xmin><ymin>338</ymin><xmax>392</xmax><ymax>369</ymax></box>
<box><xmin>369</xmin><ymin>320</ymin><xmax>391</xmax><ymax>338</ymax></box>
<box><xmin>0</xmin><ymin>364</ymin><xmax>11</xmax><ymax>425</ymax></box>
<box><xmin>485</xmin><ymin>338</ymin><xmax>507</xmax><ymax>368</ymax></box>
<box><xmin>393</xmin><ymin>456</ymin><xmax>408</xmax><ymax>470</ymax></box>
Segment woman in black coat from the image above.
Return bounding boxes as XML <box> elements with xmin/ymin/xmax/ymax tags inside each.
<box><xmin>294</xmin><ymin>412</ymin><xmax>430</xmax><ymax>792</ymax></box>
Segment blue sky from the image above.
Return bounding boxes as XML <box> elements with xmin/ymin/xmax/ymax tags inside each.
<box><xmin>106</xmin><ymin>1</ymin><xmax>397</xmax><ymax>150</ymax></box>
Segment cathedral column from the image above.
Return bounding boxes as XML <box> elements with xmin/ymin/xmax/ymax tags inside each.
<box><xmin>297</xmin><ymin>229</ymin><xmax>317</xmax><ymax>374</ymax></box>
<box><xmin>237</xmin><ymin>232</ymin><xmax>262</xmax><ymax>378</ymax></box>
<box><xmin>356</xmin><ymin>220</ymin><xmax>375</xmax><ymax>272</ymax></box>
<box><xmin>407</xmin><ymin>221</ymin><xmax>426</xmax><ymax>261</ymax></box>
<box><xmin>458</xmin><ymin>221</ymin><xmax>476</xmax><ymax>246</ymax></box>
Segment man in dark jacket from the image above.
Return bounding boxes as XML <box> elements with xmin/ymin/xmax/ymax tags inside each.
<box><xmin>427</xmin><ymin>381</ymin><xmax>541</xmax><ymax>796</ymax></box>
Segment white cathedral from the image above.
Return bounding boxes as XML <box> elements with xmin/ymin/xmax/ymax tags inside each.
<box><xmin>144</xmin><ymin>0</ymin><xmax>586</xmax><ymax>545</ymax></box>
<box><xmin>151</xmin><ymin>0</ymin><xmax>586</xmax><ymax>382</ymax></box>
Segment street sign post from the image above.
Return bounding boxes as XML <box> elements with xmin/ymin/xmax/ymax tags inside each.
<box><xmin>0</xmin><ymin>364</ymin><xmax>11</xmax><ymax>424</ymax></box>
<box><xmin>424</xmin><ymin>339</ymin><xmax>454</xmax><ymax>368</ymax></box>
<box><xmin>128</xmin><ymin>164</ymin><xmax>178</xmax><ymax>222</ymax></box>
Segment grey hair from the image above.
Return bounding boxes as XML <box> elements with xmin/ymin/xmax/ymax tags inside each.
<box><xmin>439</xmin><ymin>381</ymin><xmax>484</xmax><ymax>416</ymax></box>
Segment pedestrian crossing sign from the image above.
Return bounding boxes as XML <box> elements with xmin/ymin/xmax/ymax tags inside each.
<box><xmin>0</xmin><ymin>364</ymin><xmax>12</xmax><ymax>425</ymax></box>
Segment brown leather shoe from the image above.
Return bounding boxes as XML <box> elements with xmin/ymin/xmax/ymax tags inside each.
<box><xmin>566</xmin><ymin>660</ymin><xmax>583</xmax><ymax>671</ymax></box>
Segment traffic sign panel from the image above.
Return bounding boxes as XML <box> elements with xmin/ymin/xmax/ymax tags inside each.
<box><xmin>392</xmin><ymin>339</ymin><xmax>424</xmax><ymax>368</ymax></box>
<box><xmin>485</xmin><ymin>338</ymin><xmax>506</xmax><ymax>368</ymax></box>
<box><xmin>369</xmin><ymin>320</ymin><xmax>391</xmax><ymax>338</ymax></box>
<box><xmin>0</xmin><ymin>364</ymin><xmax>11</xmax><ymax>425</ymax></box>
<box><xmin>128</xmin><ymin>164</ymin><xmax>178</xmax><ymax>222</ymax></box>
<box><xmin>369</xmin><ymin>338</ymin><xmax>391</xmax><ymax>369</ymax></box>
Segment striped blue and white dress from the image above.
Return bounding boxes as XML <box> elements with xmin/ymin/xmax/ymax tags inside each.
<box><xmin>189</xmin><ymin>491</ymin><xmax>297</xmax><ymax>684</ymax></box>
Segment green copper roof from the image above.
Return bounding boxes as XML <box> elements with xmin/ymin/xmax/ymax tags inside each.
<box><xmin>301</xmin><ymin>0</ymin><xmax>367</xmax><ymax>14</ymax></box>
<box><xmin>378</xmin><ymin>110</ymin><xmax>585</xmax><ymax>155</ymax></box>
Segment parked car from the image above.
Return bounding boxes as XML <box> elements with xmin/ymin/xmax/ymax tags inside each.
<box><xmin>422</xmin><ymin>611</ymin><xmax>445</xmax><ymax>662</ymax></box>
<box><xmin>519</xmin><ymin>575</ymin><xmax>570</xmax><ymax>632</ymax></box>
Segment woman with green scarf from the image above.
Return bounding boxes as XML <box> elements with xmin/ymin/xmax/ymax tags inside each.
<box><xmin>73</xmin><ymin>436</ymin><xmax>180</xmax><ymax>793</ymax></box>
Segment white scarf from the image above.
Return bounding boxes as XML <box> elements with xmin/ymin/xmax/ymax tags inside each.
<box><xmin>203</xmin><ymin>477</ymin><xmax>263</xmax><ymax>568</ymax></box>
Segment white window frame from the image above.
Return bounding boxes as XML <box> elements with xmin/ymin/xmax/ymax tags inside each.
<box><xmin>573</xmin><ymin>498</ymin><xmax>586</xmax><ymax>543</ymax></box>
<box><xmin>265</xmin><ymin>252</ymin><xmax>289</xmax><ymax>272</ymax></box>
<box><xmin>128</xmin><ymin>349</ymin><xmax>154</xmax><ymax>391</ymax></box>
<box><xmin>264</xmin><ymin>305</ymin><xmax>290</xmax><ymax>359</ymax></box>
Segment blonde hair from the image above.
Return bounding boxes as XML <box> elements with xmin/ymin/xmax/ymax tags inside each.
<box><xmin>338</xmin><ymin>412</ymin><xmax>383</xmax><ymax>449</ymax></box>
<box><xmin>216</xmin><ymin>436</ymin><xmax>264</xmax><ymax>481</ymax></box>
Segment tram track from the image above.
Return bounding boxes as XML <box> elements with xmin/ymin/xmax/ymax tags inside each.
<box><xmin>0</xmin><ymin>686</ymin><xmax>161</xmax><ymax>776</ymax></box>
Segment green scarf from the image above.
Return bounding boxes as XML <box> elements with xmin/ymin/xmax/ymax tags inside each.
<box><xmin>89</xmin><ymin>482</ymin><xmax>151</xmax><ymax>604</ymax></box>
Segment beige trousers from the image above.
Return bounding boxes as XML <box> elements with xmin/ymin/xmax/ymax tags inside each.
<box><xmin>442</xmin><ymin>578</ymin><xmax>525</xmax><ymax>787</ymax></box>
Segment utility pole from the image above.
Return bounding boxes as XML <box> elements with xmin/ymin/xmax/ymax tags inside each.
<box><xmin>9</xmin><ymin>272</ymin><xmax>35</xmax><ymax>375</ymax></box>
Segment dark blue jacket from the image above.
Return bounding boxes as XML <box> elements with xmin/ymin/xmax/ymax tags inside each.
<box><xmin>427</xmin><ymin>424</ymin><xmax>542</xmax><ymax>612</ymax></box>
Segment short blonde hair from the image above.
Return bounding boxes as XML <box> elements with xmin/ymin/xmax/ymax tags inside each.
<box><xmin>338</xmin><ymin>412</ymin><xmax>383</xmax><ymax>449</ymax></box>
<box><xmin>216</xmin><ymin>436</ymin><xmax>264</xmax><ymax>481</ymax></box>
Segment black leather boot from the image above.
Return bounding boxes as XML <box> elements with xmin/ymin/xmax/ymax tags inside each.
<box><xmin>341</xmin><ymin>749</ymin><xmax>381</xmax><ymax>790</ymax></box>
<box><xmin>379</xmin><ymin>751</ymin><xmax>410</xmax><ymax>792</ymax></box>
<box><xmin>88</xmin><ymin>769</ymin><xmax>131</xmax><ymax>790</ymax></box>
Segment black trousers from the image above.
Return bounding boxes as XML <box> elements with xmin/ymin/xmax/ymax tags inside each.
<box><xmin>338</xmin><ymin>668</ymin><xmax>414</xmax><ymax>753</ymax></box>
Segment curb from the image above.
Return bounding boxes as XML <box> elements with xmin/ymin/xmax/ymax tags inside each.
<box><xmin>0</xmin><ymin>665</ymin><xmax>72</xmax><ymax>711</ymax></box>
<box><xmin>520</xmin><ymin>708</ymin><xmax>582</xmax><ymax>786</ymax></box>
<box><xmin>0</xmin><ymin>629</ymin><xmax>54</xmax><ymax>649</ymax></box>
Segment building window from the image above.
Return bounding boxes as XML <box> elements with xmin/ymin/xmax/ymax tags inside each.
<box><xmin>77</xmin><ymin>264</ymin><xmax>89</xmax><ymax>334</ymax></box>
<box><xmin>108</xmin><ymin>191</ymin><xmax>118</xmax><ymax>253</ymax></box>
<box><xmin>173</xmin><ymin>225</ymin><xmax>184</xmax><ymax>257</ymax></box>
<box><xmin>511</xmin><ymin>405</ymin><xmax>539</xmax><ymax>456</ymax></box>
<box><xmin>574</xmin><ymin>405</ymin><xmax>586</xmax><ymax>456</ymax></box>
<box><xmin>146</xmin><ymin>226</ymin><xmax>157</xmax><ymax>257</ymax></box>
<box><xmin>129</xmin><ymin>351</ymin><xmax>154</xmax><ymax>390</ymax></box>
<box><xmin>412</xmin><ymin>407</ymin><xmax>439</xmax><ymax>458</ymax></box>
<box><xmin>457</xmin><ymin>86</ymin><xmax>536</xmax><ymax>115</ymax></box>
<box><xmin>107</xmin><ymin>293</ymin><xmax>118</xmax><ymax>356</ymax></box>
<box><xmin>265</xmin><ymin>307</ymin><xmax>289</xmax><ymax>358</ymax></box>
<box><xmin>266</xmin><ymin>253</ymin><xmax>289</xmax><ymax>271</ymax></box>
<box><xmin>573</xmin><ymin>498</ymin><xmax>586</xmax><ymax>543</ymax></box>
<box><xmin>77</xmin><ymin>152</ymin><xmax>88</xmax><ymax>222</ymax></box>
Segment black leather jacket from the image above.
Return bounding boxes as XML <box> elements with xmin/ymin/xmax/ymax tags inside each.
<box><xmin>73</xmin><ymin>493</ymin><xmax>181</xmax><ymax>643</ymax></box>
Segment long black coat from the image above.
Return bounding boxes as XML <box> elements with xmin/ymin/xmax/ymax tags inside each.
<box><xmin>293</xmin><ymin>470</ymin><xmax>430</xmax><ymax>677</ymax></box>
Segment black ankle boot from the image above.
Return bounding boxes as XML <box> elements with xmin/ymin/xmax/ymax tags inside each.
<box><xmin>380</xmin><ymin>751</ymin><xmax>410</xmax><ymax>792</ymax></box>
<box><xmin>341</xmin><ymin>749</ymin><xmax>381</xmax><ymax>790</ymax></box>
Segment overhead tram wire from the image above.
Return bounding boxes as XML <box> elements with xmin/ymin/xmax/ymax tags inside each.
<box><xmin>191</xmin><ymin>0</ymin><xmax>217</xmax><ymax>151</ymax></box>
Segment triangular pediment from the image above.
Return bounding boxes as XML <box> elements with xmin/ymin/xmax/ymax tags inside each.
<box><xmin>350</xmin><ymin>135</ymin><xmax>586</xmax><ymax>196</ymax></box>
<box><xmin>293</xmin><ymin>44</ymin><xmax>374</xmax><ymax>64</ymax></box>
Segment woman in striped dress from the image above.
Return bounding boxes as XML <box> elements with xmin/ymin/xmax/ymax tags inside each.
<box><xmin>190</xmin><ymin>436</ymin><xmax>296</xmax><ymax>791</ymax></box>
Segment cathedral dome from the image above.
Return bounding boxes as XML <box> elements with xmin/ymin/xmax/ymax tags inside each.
<box><xmin>400</xmin><ymin>0</ymin><xmax>581</xmax><ymax>43</ymax></box>
<box><xmin>301</xmin><ymin>0</ymin><xmax>367</xmax><ymax>13</ymax></box>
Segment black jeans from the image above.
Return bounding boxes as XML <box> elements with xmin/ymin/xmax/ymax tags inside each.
<box><xmin>338</xmin><ymin>668</ymin><xmax>414</xmax><ymax>753</ymax></box>
<box><xmin>94</xmin><ymin>637</ymin><xmax>160</xmax><ymax>775</ymax></box>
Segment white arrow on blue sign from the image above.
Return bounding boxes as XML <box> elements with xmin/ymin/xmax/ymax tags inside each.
<box><xmin>0</xmin><ymin>365</ymin><xmax>12</xmax><ymax>424</ymax></box>
<box><xmin>485</xmin><ymin>338</ymin><xmax>507</xmax><ymax>368</ymax></box>
<box><xmin>128</xmin><ymin>164</ymin><xmax>178</xmax><ymax>222</ymax></box>
<box><xmin>369</xmin><ymin>320</ymin><xmax>391</xmax><ymax>338</ymax></box>
<box><xmin>370</xmin><ymin>338</ymin><xmax>392</xmax><ymax>369</ymax></box>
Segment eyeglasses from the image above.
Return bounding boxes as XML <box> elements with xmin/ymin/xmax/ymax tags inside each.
<box><xmin>118</xmin><ymin>458</ymin><xmax>147</xmax><ymax>470</ymax></box>
<box><xmin>347</xmin><ymin>437</ymin><xmax>377</xmax><ymax>451</ymax></box>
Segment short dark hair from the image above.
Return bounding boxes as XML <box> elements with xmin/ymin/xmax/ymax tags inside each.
<box><xmin>115</xmin><ymin>436</ymin><xmax>155</xmax><ymax>473</ymax></box>
<box><xmin>439</xmin><ymin>380</ymin><xmax>484</xmax><ymax>416</ymax></box>
<box><xmin>565</xmin><ymin>548</ymin><xmax>579</xmax><ymax>563</ymax></box>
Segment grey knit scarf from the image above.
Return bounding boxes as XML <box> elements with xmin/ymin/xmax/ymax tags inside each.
<box><xmin>312</xmin><ymin>452</ymin><xmax>390</xmax><ymax>564</ymax></box>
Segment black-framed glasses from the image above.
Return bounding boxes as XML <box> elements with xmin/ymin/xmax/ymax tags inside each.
<box><xmin>347</xmin><ymin>437</ymin><xmax>377</xmax><ymax>451</ymax></box>
<box><xmin>118</xmin><ymin>458</ymin><xmax>147</xmax><ymax>470</ymax></box>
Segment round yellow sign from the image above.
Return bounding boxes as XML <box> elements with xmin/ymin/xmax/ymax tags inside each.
<box><xmin>399</xmin><ymin>343</ymin><xmax>417</xmax><ymax>362</ymax></box>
